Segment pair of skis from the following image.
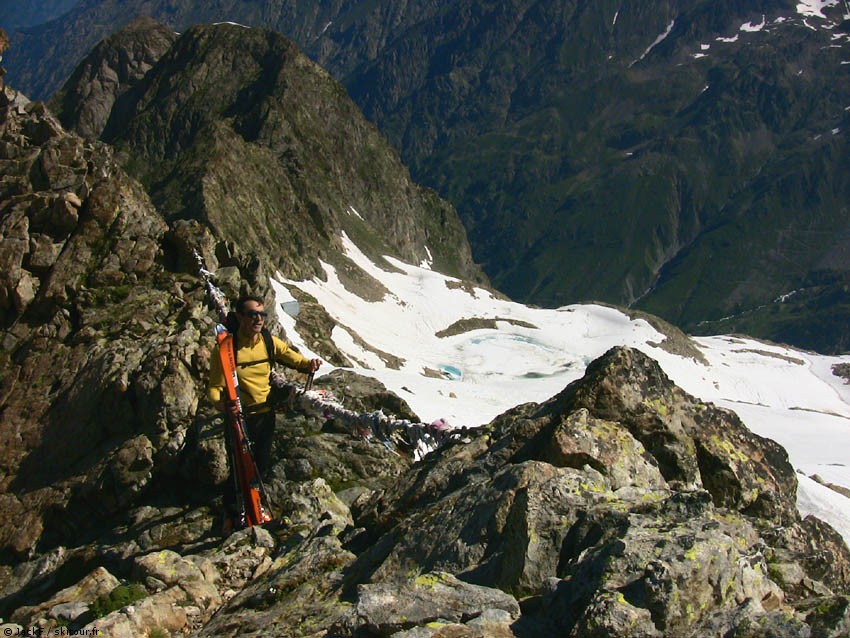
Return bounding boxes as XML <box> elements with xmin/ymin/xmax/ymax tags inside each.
<box><xmin>216</xmin><ymin>324</ymin><xmax>273</xmax><ymax>528</ymax></box>
<box><xmin>196</xmin><ymin>250</ymin><xmax>273</xmax><ymax>528</ymax></box>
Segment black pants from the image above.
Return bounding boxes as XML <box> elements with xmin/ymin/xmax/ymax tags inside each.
<box><xmin>223</xmin><ymin>410</ymin><xmax>275</xmax><ymax>517</ymax></box>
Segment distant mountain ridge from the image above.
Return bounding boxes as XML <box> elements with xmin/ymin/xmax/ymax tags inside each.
<box><xmin>4</xmin><ymin>0</ymin><xmax>850</xmax><ymax>352</ymax></box>
<box><xmin>0</xmin><ymin>0</ymin><xmax>76</xmax><ymax>33</ymax></box>
<box><xmin>330</xmin><ymin>0</ymin><xmax>850</xmax><ymax>352</ymax></box>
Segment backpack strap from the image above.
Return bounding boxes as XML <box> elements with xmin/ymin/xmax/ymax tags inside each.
<box><xmin>235</xmin><ymin>328</ymin><xmax>276</xmax><ymax>368</ymax></box>
<box><xmin>262</xmin><ymin>328</ymin><xmax>275</xmax><ymax>365</ymax></box>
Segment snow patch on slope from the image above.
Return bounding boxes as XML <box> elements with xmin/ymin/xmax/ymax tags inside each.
<box><xmin>797</xmin><ymin>0</ymin><xmax>840</xmax><ymax>19</ymax></box>
<box><xmin>632</xmin><ymin>20</ymin><xmax>676</xmax><ymax>66</ymax></box>
<box><xmin>272</xmin><ymin>231</ymin><xmax>850</xmax><ymax>544</ymax></box>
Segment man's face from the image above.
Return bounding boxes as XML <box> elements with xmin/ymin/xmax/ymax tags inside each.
<box><xmin>237</xmin><ymin>300</ymin><xmax>267</xmax><ymax>336</ymax></box>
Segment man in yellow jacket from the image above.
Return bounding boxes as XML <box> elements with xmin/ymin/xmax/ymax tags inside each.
<box><xmin>207</xmin><ymin>295</ymin><xmax>322</xmax><ymax>531</ymax></box>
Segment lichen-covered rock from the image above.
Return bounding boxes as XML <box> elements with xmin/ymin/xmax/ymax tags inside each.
<box><xmin>340</xmin><ymin>347</ymin><xmax>848</xmax><ymax>637</ymax></box>
<box><xmin>354</xmin><ymin>572</ymin><xmax>520</xmax><ymax>636</ymax></box>
<box><xmin>560</xmin><ymin>347</ymin><xmax>798</xmax><ymax>522</ymax></box>
<box><xmin>133</xmin><ymin>549</ymin><xmax>222</xmax><ymax>616</ymax></box>
<box><xmin>267</xmin><ymin>478</ymin><xmax>354</xmax><ymax>540</ymax></box>
<box><xmin>801</xmin><ymin>595</ymin><xmax>850</xmax><ymax>638</ymax></box>
<box><xmin>196</xmin><ymin>533</ymin><xmax>357</xmax><ymax>637</ymax></box>
<box><xmin>544</xmin><ymin>407</ymin><xmax>668</xmax><ymax>491</ymax></box>
<box><xmin>79</xmin><ymin>585</ymin><xmax>189</xmax><ymax>638</ymax></box>
<box><xmin>210</xmin><ymin>526</ymin><xmax>277</xmax><ymax>595</ymax></box>
<box><xmin>566</xmin><ymin>589</ymin><xmax>661</xmax><ymax>638</ymax></box>
<box><xmin>3</xmin><ymin>345</ymin><xmax>848</xmax><ymax>638</ymax></box>
<box><xmin>133</xmin><ymin>548</ymin><xmax>206</xmax><ymax>587</ymax></box>
<box><xmin>544</xmin><ymin>492</ymin><xmax>785</xmax><ymax>635</ymax></box>
<box><xmin>10</xmin><ymin>566</ymin><xmax>120</xmax><ymax>627</ymax></box>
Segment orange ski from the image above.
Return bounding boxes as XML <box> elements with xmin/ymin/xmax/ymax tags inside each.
<box><xmin>217</xmin><ymin>325</ymin><xmax>273</xmax><ymax>528</ymax></box>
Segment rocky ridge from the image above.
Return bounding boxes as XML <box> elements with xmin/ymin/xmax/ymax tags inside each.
<box><xmin>0</xmin><ymin>15</ymin><xmax>475</xmax><ymax>606</ymax></box>
<box><xmin>49</xmin><ymin>16</ymin><xmax>178</xmax><ymax>141</ymax></box>
<box><xmin>51</xmin><ymin>20</ymin><xmax>485</xmax><ymax>297</ymax></box>
<box><xmin>0</xmin><ymin>7</ymin><xmax>487</xmax><ymax>555</ymax></box>
<box><xmin>2</xmin><ymin>344</ymin><xmax>848</xmax><ymax>637</ymax></box>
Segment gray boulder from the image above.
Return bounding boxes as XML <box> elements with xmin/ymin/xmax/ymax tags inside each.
<box><xmin>354</xmin><ymin>571</ymin><xmax>520</xmax><ymax>636</ymax></box>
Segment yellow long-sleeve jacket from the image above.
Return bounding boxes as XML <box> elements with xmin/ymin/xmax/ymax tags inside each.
<box><xmin>207</xmin><ymin>330</ymin><xmax>312</xmax><ymax>411</ymax></box>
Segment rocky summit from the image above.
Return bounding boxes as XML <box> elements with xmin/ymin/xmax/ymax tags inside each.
<box><xmin>2</xmin><ymin>337</ymin><xmax>849</xmax><ymax>637</ymax></box>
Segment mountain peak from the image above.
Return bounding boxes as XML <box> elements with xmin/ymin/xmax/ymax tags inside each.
<box><xmin>51</xmin><ymin>16</ymin><xmax>178</xmax><ymax>140</ymax></box>
<box><xmin>53</xmin><ymin>21</ymin><xmax>486</xmax><ymax>294</ymax></box>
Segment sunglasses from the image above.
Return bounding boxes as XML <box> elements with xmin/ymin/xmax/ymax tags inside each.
<box><xmin>241</xmin><ymin>310</ymin><xmax>268</xmax><ymax>319</ymax></box>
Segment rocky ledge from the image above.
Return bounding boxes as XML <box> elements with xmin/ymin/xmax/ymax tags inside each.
<box><xmin>2</xmin><ymin>347</ymin><xmax>848</xmax><ymax>637</ymax></box>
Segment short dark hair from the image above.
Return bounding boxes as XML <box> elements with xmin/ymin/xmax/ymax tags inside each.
<box><xmin>235</xmin><ymin>295</ymin><xmax>264</xmax><ymax>313</ymax></box>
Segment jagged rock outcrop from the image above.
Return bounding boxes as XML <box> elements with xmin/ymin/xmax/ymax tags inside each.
<box><xmin>0</xmin><ymin>123</ymin><xmax>425</xmax><ymax>629</ymax></box>
<box><xmin>0</xmin><ymin>16</ymin><xmax>487</xmax><ymax>571</ymax></box>
<box><xmin>0</xmin><ymin>86</ymin><xmax>202</xmax><ymax>564</ymax></box>
<box><xmin>3</xmin><ymin>344</ymin><xmax>849</xmax><ymax>636</ymax></box>
<box><xmin>0</xmin><ymin>34</ymin><xmax>464</xmax><ymax>636</ymax></box>
<box><xmin>50</xmin><ymin>17</ymin><xmax>178</xmax><ymax>140</ymax></box>
<box><xmin>355</xmin><ymin>573</ymin><xmax>521</xmax><ymax>636</ymax></box>
<box><xmin>194</xmin><ymin>347</ymin><xmax>850</xmax><ymax>636</ymax></box>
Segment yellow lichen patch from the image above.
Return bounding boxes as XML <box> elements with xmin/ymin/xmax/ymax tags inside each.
<box><xmin>709</xmin><ymin>435</ymin><xmax>750</xmax><ymax>465</ymax></box>
<box><xmin>580</xmin><ymin>480</ymin><xmax>607</xmax><ymax>494</ymax></box>
<box><xmin>414</xmin><ymin>573</ymin><xmax>443</xmax><ymax>589</ymax></box>
<box><xmin>643</xmin><ymin>398</ymin><xmax>670</xmax><ymax>416</ymax></box>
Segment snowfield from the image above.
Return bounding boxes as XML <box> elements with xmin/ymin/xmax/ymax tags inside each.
<box><xmin>272</xmin><ymin>232</ymin><xmax>850</xmax><ymax>545</ymax></box>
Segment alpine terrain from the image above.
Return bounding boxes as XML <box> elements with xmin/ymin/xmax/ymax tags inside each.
<box><xmin>2</xmin><ymin>0</ymin><xmax>850</xmax><ymax>352</ymax></box>
<box><xmin>0</xmin><ymin>15</ymin><xmax>849</xmax><ymax>638</ymax></box>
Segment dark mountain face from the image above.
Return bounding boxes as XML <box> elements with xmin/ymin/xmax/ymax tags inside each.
<box><xmin>332</xmin><ymin>1</ymin><xmax>850</xmax><ymax>353</ymax></box>
<box><xmin>334</xmin><ymin>0</ymin><xmax>850</xmax><ymax>351</ymax></box>
<box><xmin>0</xmin><ymin>0</ymin><xmax>77</xmax><ymax>33</ymax></box>
<box><xmin>6</xmin><ymin>0</ymin><xmax>850</xmax><ymax>352</ymax></box>
<box><xmin>49</xmin><ymin>16</ymin><xmax>179</xmax><ymax>140</ymax></box>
